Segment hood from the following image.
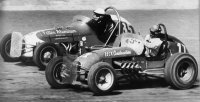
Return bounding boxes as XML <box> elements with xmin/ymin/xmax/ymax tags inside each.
<box><xmin>22</xmin><ymin>15</ymin><xmax>95</xmax><ymax>46</ymax></box>
<box><xmin>35</xmin><ymin>16</ymin><xmax>96</xmax><ymax>43</ymax></box>
<box><xmin>75</xmin><ymin>47</ymin><xmax>137</xmax><ymax>70</ymax></box>
<box><xmin>23</xmin><ymin>27</ymin><xmax>76</xmax><ymax>45</ymax></box>
<box><xmin>35</xmin><ymin>27</ymin><xmax>78</xmax><ymax>43</ymax></box>
<box><xmin>23</xmin><ymin>30</ymin><xmax>45</xmax><ymax>46</ymax></box>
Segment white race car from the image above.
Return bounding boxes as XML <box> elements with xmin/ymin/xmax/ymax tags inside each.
<box><xmin>0</xmin><ymin>6</ymin><xmax>135</xmax><ymax>70</ymax></box>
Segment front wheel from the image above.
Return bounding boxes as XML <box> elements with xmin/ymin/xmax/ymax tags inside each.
<box><xmin>164</xmin><ymin>53</ymin><xmax>198</xmax><ymax>89</ymax></box>
<box><xmin>45</xmin><ymin>57</ymin><xmax>73</xmax><ymax>88</ymax></box>
<box><xmin>0</xmin><ymin>33</ymin><xmax>20</xmax><ymax>62</ymax></box>
<box><xmin>87</xmin><ymin>62</ymin><xmax>117</xmax><ymax>94</ymax></box>
<box><xmin>33</xmin><ymin>43</ymin><xmax>61</xmax><ymax>70</ymax></box>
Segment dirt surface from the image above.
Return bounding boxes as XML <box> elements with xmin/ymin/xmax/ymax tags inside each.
<box><xmin>0</xmin><ymin>9</ymin><xmax>199</xmax><ymax>102</ymax></box>
<box><xmin>0</xmin><ymin>61</ymin><xmax>199</xmax><ymax>102</ymax></box>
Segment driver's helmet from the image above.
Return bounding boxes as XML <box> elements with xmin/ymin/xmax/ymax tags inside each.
<box><xmin>150</xmin><ymin>25</ymin><xmax>161</xmax><ymax>37</ymax></box>
<box><xmin>93</xmin><ymin>8</ymin><xmax>106</xmax><ymax>22</ymax></box>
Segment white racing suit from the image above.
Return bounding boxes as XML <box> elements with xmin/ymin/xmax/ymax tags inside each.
<box><xmin>144</xmin><ymin>34</ymin><xmax>163</xmax><ymax>57</ymax></box>
<box><xmin>120</xmin><ymin>33</ymin><xmax>163</xmax><ymax>57</ymax></box>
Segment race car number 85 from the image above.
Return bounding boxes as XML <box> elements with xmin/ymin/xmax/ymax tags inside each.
<box><xmin>125</xmin><ymin>38</ymin><xmax>138</xmax><ymax>44</ymax></box>
<box><xmin>121</xmin><ymin>22</ymin><xmax>134</xmax><ymax>33</ymax></box>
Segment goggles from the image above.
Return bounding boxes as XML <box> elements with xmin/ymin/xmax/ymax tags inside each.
<box><xmin>93</xmin><ymin>13</ymin><xmax>103</xmax><ymax>18</ymax></box>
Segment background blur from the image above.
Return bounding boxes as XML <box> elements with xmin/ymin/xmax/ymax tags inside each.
<box><xmin>0</xmin><ymin>0</ymin><xmax>198</xmax><ymax>68</ymax></box>
<box><xmin>0</xmin><ymin>0</ymin><xmax>199</xmax><ymax>10</ymax></box>
<box><xmin>0</xmin><ymin>0</ymin><xmax>199</xmax><ymax>61</ymax></box>
<box><xmin>0</xmin><ymin>1</ymin><xmax>199</xmax><ymax>101</ymax></box>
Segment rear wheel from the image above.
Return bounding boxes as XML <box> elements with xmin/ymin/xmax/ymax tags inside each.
<box><xmin>0</xmin><ymin>33</ymin><xmax>20</xmax><ymax>62</ymax></box>
<box><xmin>33</xmin><ymin>43</ymin><xmax>61</xmax><ymax>70</ymax></box>
<box><xmin>164</xmin><ymin>53</ymin><xmax>198</xmax><ymax>89</ymax></box>
<box><xmin>45</xmin><ymin>57</ymin><xmax>72</xmax><ymax>88</ymax></box>
<box><xmin>87</xmin><ymin>62</ymin><xmax>116</xmax><ymax>94</ymax></box>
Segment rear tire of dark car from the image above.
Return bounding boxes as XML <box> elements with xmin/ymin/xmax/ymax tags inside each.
<box><xmin>87</xmin><ymin>62</ymin><xmax>117</xmax><ymax>95</ymax></box>
<box><xmin>0</xmin><ymin>33</ymin><xmax>20</xmax><ymax>62</ymax></box>
<box><xmin>33</xmin><ymin>43</ymin><xmax>61</xmax><ymax>70</ymax></box>
<box><xmin>164</xmin><ymin>53</ymin><xmax>198</xmax><ymax>89</ymax></box>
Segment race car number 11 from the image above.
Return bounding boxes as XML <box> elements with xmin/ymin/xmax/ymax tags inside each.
<box><xmin>177</xmin><ymin>43</ymin><xmax>186</xmax><ymax>53</ymax></box>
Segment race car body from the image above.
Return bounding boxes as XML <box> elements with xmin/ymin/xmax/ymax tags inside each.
<box><xmin>0</xmin><ymin>6</ymin><xmax>134</xmax><ymax>69</ymax></box>
<box><xmin>45</xmin><ymin>23</ymin><xmax>198</xmax><ymax>94</ymax></box>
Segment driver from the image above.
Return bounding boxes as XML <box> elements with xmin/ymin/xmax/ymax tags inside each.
<box><xmin>144</xmin><ymin>25</ymin><xmax>163</xmax><ymax>57</ymax></box>
<box><xmin>87</xmin><ymin>8</ymin><xmax>116</xmax><ymax>43</ymax></box>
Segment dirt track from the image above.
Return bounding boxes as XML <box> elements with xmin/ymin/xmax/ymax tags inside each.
<box><xmin>0</xmin><ymin>10</ymin><xmax>199</xmax><ymax>102</ymax></box>
<box><xmin>0</xmin><ymin>61</ymin><xmax>199</xmax><ymax>102</ymax></box>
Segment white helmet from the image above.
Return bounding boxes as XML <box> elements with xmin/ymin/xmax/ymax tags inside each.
<box><xmin>93</xmin><ymin>8</ymin><xmax>105</xmax><ymax>15</ymax></box>
<box><xmin>150</xmin><ymin>25</ymin><xmax>159</xmax><ymax>32</ymax></box>
<box><xmin>150</xmin><ymin>25</ymin><xmax>161</xmax><ymax>35</ymax></box>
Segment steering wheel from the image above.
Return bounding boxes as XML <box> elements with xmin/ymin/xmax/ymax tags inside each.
<box><xmin>158</xmin><ymin>23</ymin><xmax>168</xmax><ymax>41</ymax></box>
<box><xmin>104</xmin><ymin>6</ymin><xmax>121</xmax><ymax>46</ymax></box>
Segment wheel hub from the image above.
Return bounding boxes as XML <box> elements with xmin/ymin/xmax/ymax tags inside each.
<box><xmin>53</xmin><ymin>61</ymin><xmax>77</xmax><ymax>85</ymax></box>
<box><xmin>95</xmin><ymin>68</ymin><xmax>114</xmax><ymax>91</ymax></box>
<box><xmin>44</xmin><ymin>52</ymin><xmax>52</xmax><ymax>59</ymax></box>
<box><xmin>99</xmin><ymin>76</ymin><xmax>106</xmax><ymax>84</ymax></box>
<box><xmin>41</xmin><ymin>46</ymin><xmax>57</xmax><ymax>65</ymax></box>
<box><xmin>60</xmin><ymin>64</ymin><xmax>70</xmax><ymax>78</ymax></box>
<box><xmin>180</xmin><ymin>69</ymin><xmax>187</xmax><ymax>77</ymax></box>
<box><xmin>178</xmin><ymin>62</ymin><xmax>193</xmax><ymax>82</ymax></box>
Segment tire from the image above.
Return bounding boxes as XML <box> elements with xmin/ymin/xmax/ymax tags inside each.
<box><xmin>87</xmin><ymin>62</ymin><xmax>117</xmax><ymax>94</ymax></box>
<box><xmin>45</xmin><ymin>57</ymin><xmax>72</xmax><ymax>88</ymax></box>
<box><xmin>0</xmin><ymin>33</ymin><xmax>20</xmax><ymax>62</ymax></box>
<box><xmin>33</xmin><ymin>42</ymin><xmax>61</xmax><ymax>70</ymax></box>
<box><xmin>164</xmin><ymin>53</ymin><xmax>198</xmax><ymax>89</ymax></box>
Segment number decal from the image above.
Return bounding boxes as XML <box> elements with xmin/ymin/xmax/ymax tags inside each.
<box><xmin>125</xmin><ymin>38</ymin><xmax>141</xmax><ymax>45</ymax></box>
<box><xmin>183</xmin><ymin>44</ymin><xmax>186</xmax><ymax>53</ymax></box>
<box><xmin>177</xmin><ymin>43</ymin><xmax>186</xmax><ymax>53</ymax></box>
<box><xmin>122</xmin><ymin>23</ymin><xmax>128</xmax><ymax>33</ymax></box>
<box><xmin>177</xmin><ymin>43</ymin><xmax>181</xmax><ymax>53</ymax></box>
<box><xmin>129</xmin><ymin>25</ymin><xmax>135</xmax><ymax>33</ymax></box>
<box><xmin>125</xmin><ymin>38</ymin><xmax>135</xmax><ymax>44</ymax></box>
<box><xmin>120</xmin><ymin>22</ymin><xmax>134</xmax><ymax>34</ymax></box>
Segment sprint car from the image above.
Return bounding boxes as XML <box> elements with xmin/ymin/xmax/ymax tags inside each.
<box><xmin>0</xmin><ymin>6</ymin><xmax>134</xmax><ymax>69</ymax></box>
<box><xmin>45</xmin><ymin>23</ymin><xmax>198</xmax><ymax>94</ymax></box>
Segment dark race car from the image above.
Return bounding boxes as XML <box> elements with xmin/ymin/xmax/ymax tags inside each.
<box><xmin>45</xmin><ymin>14</ymin><xmax>198</xmax><ymax>95</ymax></box>
<box><xmin>0</xmin><ymin>6</ymin><xmax>134</xmax><ymax>69</ymax></box>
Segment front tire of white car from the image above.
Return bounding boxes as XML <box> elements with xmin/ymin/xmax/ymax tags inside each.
<box><xmin>33</xmin><ymin>42</ymin><xmax>61</xmax><ymax>70</ymax></box>
<box><xmin>87</xmin><ymin>62</ymin><xmax>117</xmax><ymax>95</ymax></box>
<box><xmin>0</xmin><ymin>33</ymin><xmax>20</xmax><ymax>62</ymax></box>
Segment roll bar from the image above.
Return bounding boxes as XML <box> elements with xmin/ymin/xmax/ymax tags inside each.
<box><xmin>158</xmin><ymin>23</ymin><xmax>168</xmax><ymax>41</ymax></box>
<box><xmin>104</xmin><ymin>6</ymin><xmax>121</xmax><ymax>46</ymax></box>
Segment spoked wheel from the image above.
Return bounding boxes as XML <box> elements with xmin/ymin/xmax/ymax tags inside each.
<box><xmin>53</xmin><ymin>62</ymin><xmax>67</xmax><ymax>85</ymax></box>
<box><xmin>40</xmin><ymin>46</ymin><xmax>57</xmax><ymax>65</ymax></box>
<box><xmin>177</xmin><ymin>61</ymin><xmax>194</xmax><ymax>83</ymax></box>
<box><xmin>33</xmin><ymin>43</ymin><xmax>61</xmax><ymax>70</ymax></box>
<box><xmin>45</xmin><ymin>57</ymin><xmax>74</xmax><ymax>88</ymax></box>
<box><xmin>88</xmin><ymin>62</ymin><xmax>116</xmax><ymax>94</ymax></box>
<box><xmin>164</xmin><ymin>53</ymin><xmax>198</xmax><ymax>89</ymax></box>
<box><xmin>0</xmin><ymin>33</ymin><xmax>20</xmax><ymax>62</ymax></box>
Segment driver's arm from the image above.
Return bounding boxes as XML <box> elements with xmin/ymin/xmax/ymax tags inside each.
<box><xmin>104</xmin><ymin>22</ymin><xmax>114</xmax><ymax>34</ymax></box>
<box><xmin>103</xmin><ymin>15</ymin><xmax>115</xmax><ymax>34</ymax></box>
